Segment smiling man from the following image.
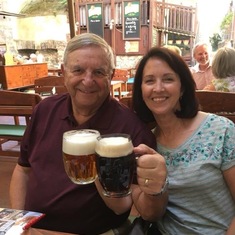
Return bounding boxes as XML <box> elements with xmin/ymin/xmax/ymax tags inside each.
<box><xmin>9</xmin><ymin>33</ymin><xmax>168</xmax><ymax>235</ymax></box>
<box><xmin>190</xmin><ymin>42</ymin><xmax>215</xmax><ymax>90</ymax></box>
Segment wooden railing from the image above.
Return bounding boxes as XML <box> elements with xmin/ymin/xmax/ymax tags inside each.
<box><xmin>152</xmin><ymin>1</ymin><xmax>197</xmax><ymax>36</ymax></box>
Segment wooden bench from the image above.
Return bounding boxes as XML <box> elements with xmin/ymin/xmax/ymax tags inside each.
<box><xmin>120</xmin><ymin>91</ymin><xmax>235</xmax><ymax>126</ymax></box>
<box><xmin>0</xmin><ymin>90</ymin><xmax>42</xmax><ymax>157</ymax></box>
<box><xmin>196</xmin><ymin>91</ymin><xmax>235</xmax><ymax>123</ymax></box>
<box><xmin>34</xmin><ymin>75</ymin><xmax>67</xmax><ymax>96</ymax></box>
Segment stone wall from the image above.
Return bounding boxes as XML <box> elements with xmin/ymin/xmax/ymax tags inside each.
<box><xmin>0</xmin><ymin>1</ymin><xmax>69</xmax><ymax>66</ymax></box>
<box><xmin>116</xmin><ymin>55</ymin><xmax>142</xmax><ymax>72</ymax></box>
<box><xmin>15</xmin><ymin>39</ymin><xmax>67</xmax><ymax>67</ymax></box>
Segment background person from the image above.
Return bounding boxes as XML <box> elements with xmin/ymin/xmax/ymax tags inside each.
<box><xmin>13</xmin><ymin>54</ymin><xmax>24</xmax><ymax>65</ymax></box>
<box><xmin>190</xmin><ymin>42</ymin><xmax>215</xmax><ymax>89</ymax></box>
<box><xmin>36</xmin><ymin>51</ymin><xmax>44</xmax><ymax>63</ymax></box>
<box><xmin>4</xmin><ymin>47</ymin><xmax>14</xmax><ymax>65</ymax></box>
<box><xmin>9</xmin><ymin>33</ymin><xmax>168</xmax><ymax>235</ymax></box>
<box><xmin>25</xmin><ymin>53</ymin><xmax>37</xmax><ymax>63</ymax></box>
<box><xmin>163</xmin><ymin>45</ymin><xmax>182</xmax><ymax>55</ymax></box>
<box><xmin>132</xmin><ymin>47</ymin><xmax>235</xmax><ymax>234</ymax></box>
<box><xmin>204</xmin><ymin>46</ymin><xmax>235</xmax><ymax>92</ymax></box>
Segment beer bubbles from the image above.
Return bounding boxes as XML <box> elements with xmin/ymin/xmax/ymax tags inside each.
<box><xmin>62</xmin><ymin>129</ymin><xmax>100</xmax><ymax>185</ymax></box>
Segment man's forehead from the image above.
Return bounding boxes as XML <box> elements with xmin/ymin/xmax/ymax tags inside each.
<box><xmin>196</xmin><ymin>45</ymin><xmax>208</xmax><ymax>53</ymax></box>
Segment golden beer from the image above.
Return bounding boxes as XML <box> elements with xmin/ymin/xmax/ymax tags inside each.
<box><xmin>63</xmin><ymin>129</ymin><xmax>100</xmax><ymax>184</ymax></box>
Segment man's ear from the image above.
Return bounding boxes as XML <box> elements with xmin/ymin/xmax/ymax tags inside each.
<box><xmin>61</xmin><ymin>63</ymin><xmax>65</xmax><ymax>76</ymax></box>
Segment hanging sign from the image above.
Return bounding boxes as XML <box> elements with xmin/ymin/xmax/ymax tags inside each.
<box><xmin>87</xmin><ymin>3</ymin><xmax>104</xmax><ymax>38</ymax></box>
<box><xmin>123</xmin><ymin>1</ymin><xmax>140</xmax><ymax>40</ymax></box>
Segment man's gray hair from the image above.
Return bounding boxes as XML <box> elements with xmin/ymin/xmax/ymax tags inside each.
<box><xmin>192</xmin><ymin>42</ymin><xmax>212</xmax><ymax>56</ymax></box>
<box><xmin>63</xmin><ymin>33</ymin><xmax>115</xmax><ymax>73</ymax></box>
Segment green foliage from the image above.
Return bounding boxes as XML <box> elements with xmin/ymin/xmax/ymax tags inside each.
<box><xmin>220</xmin><ymin>12</ymin><xmax>233</xmax><ymax>31</ymax></box>
<box><xmin>20</xmin><ymin>0</ymin><xmax>68</xmax><ymax>16</ymax></box>
<box><xmin>209</xmin><ymin>33</ymin><xmax>222</xmax><ymax>51</ymax></box>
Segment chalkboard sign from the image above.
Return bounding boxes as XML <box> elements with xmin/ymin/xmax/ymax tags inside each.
<box><xmin>87</xmin><ymin>3</ymin><xmax>104</xmax><ymax>38</ymax></box>
<box><xmin>123</xmin><ymin>1</ymin><xmax>140</xmax><ymax>40</ymax></box>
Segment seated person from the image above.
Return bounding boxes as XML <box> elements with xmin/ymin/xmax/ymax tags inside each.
<box><xmin>9</xmin><ymin>33</ymin><xmax>168</xmax><ymax>235</ymax></box>
<box><xmin>26</xmin><ymin>53</ymin><xmax>37</xmax><ymax>63</ymax></box>
<box><xmin>204</xmin><ymin>46</ymin><xmax>235</xmax><ymax>92</ymax></box>
<box><xmin>163</xmin><ymin>45</ymin><xmax>182</xmax><ymax>55</ymax></box>
<box><xmin>190</xmin><ymin>42</ymin><xmax>215</xmax><ymax>89</ymax></box>
<box><xmin>132</xmin><ymin>46</ymin><xmax>235</xmax><ymax>234</ymax></box>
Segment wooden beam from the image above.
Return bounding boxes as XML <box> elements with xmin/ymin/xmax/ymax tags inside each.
<box><xmin>67</xmin><ymin>0</ymin><xmax>76</xmax><ymax>38</ymax></box>
<box><xmin>111</xmin><ymin>0</ymin><xmax>116</xmax><ymax>51</ymax></box>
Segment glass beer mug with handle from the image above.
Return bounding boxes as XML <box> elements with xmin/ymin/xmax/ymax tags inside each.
<box><xmin>62</xmin><ymin>129</ymin><xmax>100</xmax><ymax>185</ymax></box>
<box><xmin>95</xmin><ymin>133</ymin><xmax>135</xmax><ymax>197</ymax></box>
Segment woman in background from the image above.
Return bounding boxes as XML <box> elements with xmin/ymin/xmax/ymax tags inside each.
<box><xmin>163</xmin><ymin>45</ymin><xmax>182</xmax><ymax>55</ymax></box>
<box><xmin>204</xmin><ymin>46</ymin><xmax>235</xmax><ymax>92</ymax></box>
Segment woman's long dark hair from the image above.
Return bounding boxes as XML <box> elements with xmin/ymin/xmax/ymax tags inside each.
<box><xmin>132</xmin><ymin>47</ymin><xmax>199</xmax><ymax>123</ymax></box>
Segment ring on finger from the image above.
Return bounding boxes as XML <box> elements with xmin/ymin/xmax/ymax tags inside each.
<box><xmin>144</xmin><ymin>178</ymin><xmax>149</xmax><ymax>186</ymax></box>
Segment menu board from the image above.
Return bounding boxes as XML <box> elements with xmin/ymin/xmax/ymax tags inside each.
<box><xmin>87</xmin><ymin>3</ymin><xmax>104</xmax><ymax>38</ymax></box>
<box><xmin>123</xmin><ymin>1</ymin><xmax>140</xmax><ymax>40</ymax></box>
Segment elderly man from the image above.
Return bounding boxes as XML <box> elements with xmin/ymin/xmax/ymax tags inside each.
<box><xmin>10</xmin><ymin>33</ymin><xmax>168</xmax><ymax>235</ymax></box>
<box><xmin>190</xmin><ymin>42</ymin><xmax>216</xmax><ymax>90</ymax></box>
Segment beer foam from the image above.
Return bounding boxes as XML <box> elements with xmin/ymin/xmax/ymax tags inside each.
<box><xmin>95</xmin><ymin>136</ymin><xmax>133</xmax><ymax>158</ymax></box>
<box><xmin>63</xmin><ymin>131</ymin><xmax>99</xmax><ymax>155</ymax></box>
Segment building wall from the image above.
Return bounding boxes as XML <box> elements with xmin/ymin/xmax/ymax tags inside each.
<box><xmin>16</xmin><ymin>15</ymin><xmax>69</xmax><ymax>41</ymax></box>
<box><xmin>0</xmin><ymin>0</ymin><xmax>199</xmax><ymax>69</ymax></box>
<box><xmin>16</xmin><ymin>16</ymin><xmax>69</xmax><ymax>66</ymax></box>
<box><xmin>0</xmin><ymin>0</ymin><xmax>69</xmax><ymax>66</ymax></box>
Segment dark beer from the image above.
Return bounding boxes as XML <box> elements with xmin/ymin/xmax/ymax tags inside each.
<box><xmin>95</xmin><ymin>134</ymin><xmax>135</xmax><ymax>197</ymax></box>
<box><xmin>62</xmin><ymin>129</ymin><xmax>100</xmax><ymax>185</ymax></box>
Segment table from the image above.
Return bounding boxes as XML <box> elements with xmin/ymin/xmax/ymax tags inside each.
<box><xmin>127</xmin><ymin>77</ymin><xmax>134</xmax><ymax>92</ymax></box>
<box><xmin>22</xmin><ymin>228</ymin><xmax>74</xmax><ymax>235</ymax></box>
<box><xmin>111</xmin><ymin>80</ymin><xmax>123</xmax><ymax>100</ymax></box>
<box><xmin>23</xmin><ymin>228</ymin><xmax>114</xmax><ymax>235</ymax></box>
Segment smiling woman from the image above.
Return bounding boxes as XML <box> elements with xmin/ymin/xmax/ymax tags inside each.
<box><xmin>132</xmin><ymin>46</ymin><xmax>235</xmax><ymax>235</ymax></box>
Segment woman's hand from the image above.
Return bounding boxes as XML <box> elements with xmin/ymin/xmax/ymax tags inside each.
<box><xmin>131</xmin><ymin>144</ymin><xmax>168</xmax><ymax>221</ymax></box>
<box><xmin>134</xmin><ymin>144</ymin><xmax>167</xmax><ymax>195</ymax></box>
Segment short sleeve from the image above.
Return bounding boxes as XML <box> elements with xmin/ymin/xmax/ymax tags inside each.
<box><xmin>221</xmin><ymin>119</ymin><xmax>235</xmax><ymax>171</ymax></box>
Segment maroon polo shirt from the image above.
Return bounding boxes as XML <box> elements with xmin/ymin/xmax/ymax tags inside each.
<box><xmin>18</xmin><ymin>94</ymin><xmax>156</xmax><ymax>235</ymax></box>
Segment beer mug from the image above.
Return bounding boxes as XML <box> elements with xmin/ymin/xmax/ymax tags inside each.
<box><xmin>62</xmin><ymin>129</ymin><xmax>100</xmax><ymax>185</ymax></box>
<box><xmin>95</xmin><ymin>133</ymin><xmax>135</xmax><ymax>197</ymax></box>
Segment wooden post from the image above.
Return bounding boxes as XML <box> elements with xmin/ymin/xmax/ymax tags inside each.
<box><xmin>110</xmin><ymin>0</ymin><xmax>116</xmax><ymax>52</ymax></box>
<box><xmin>67</xmin><ymin>0</ymin><xmax>76</xmax><ymax>38</ymax></box>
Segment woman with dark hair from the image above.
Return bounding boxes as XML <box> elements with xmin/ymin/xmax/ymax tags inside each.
<box><xmin>133</xmin><ymin>47</ymin><xmax>235</xmax><ymax>234</ymax></box>
<box><xmin>133</xmin><ymin>47</ymin><xmax>198</xmax><ymax>123</ymax></box>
